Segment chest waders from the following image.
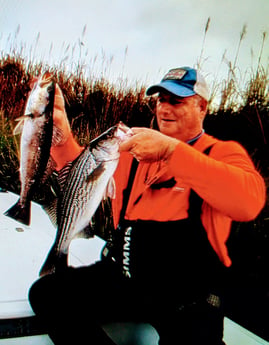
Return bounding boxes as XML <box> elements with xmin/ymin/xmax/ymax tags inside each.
<box><xmin>103</xmin><ymin>145</ymin><xmax>226</xmax><ymax>304</ymax></box>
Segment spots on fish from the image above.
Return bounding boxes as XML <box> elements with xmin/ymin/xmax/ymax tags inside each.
<box><xmin>4</xmin><ymin>72</ymin><xmax>55</xmax><ymax>226</ymax></box>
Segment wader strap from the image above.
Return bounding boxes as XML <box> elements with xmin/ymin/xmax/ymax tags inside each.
<box><xmin>119</xmin><ymin>158</ymin><xmax>139</xmax><ymax>223</ymax></box>
<box><xmin>203</xmin><ymin>144</ymin><xmax>215</xmax><ymax>156</ymax></box>
<box><xmin>102</xmin><ymin>159</ymin><xmax>139</xmax><ymax>259</ymax></box>
<box><xmin>119</xmin><ymin>144</ymin><xmax>215</xmax><ymax>222</ymax></box>
<box><xmin>188</xmin><ymin>144</ymin><xmax>215</xmax><ymax>218</ymax></box>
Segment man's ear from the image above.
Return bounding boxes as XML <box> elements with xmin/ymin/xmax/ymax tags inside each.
<box><xmin>200</xmin><ymin>98</ymin><xmax>208</xmax><ymax>113</ymax></box>
<box><xmin>197</xmin><ymin>97</ymin><xmax>208</xmax><ymax>124</ymax></box>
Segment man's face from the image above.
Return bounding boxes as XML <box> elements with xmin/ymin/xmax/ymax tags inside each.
<box><xmin>156</xmin><ymin>91</ymin><xmax>207</xmax><ymax>142</ymax></box>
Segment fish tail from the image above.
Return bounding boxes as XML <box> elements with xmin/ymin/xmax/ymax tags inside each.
<box><xmin>4</xmin><ymin>199</ymin><xmax>31</xmax><ymax>226</ymax></box>
<box><xmin>39</xmin><ymin>247</ymin><xmax>68</xmax><ymax>277</ymax></box>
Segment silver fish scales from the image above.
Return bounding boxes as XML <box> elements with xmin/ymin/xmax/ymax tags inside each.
<box><xmin>39</xmin><ymin>122</ymin><xmax>133</xmax><ymax>276</ymax></box>
<box><xmin>4</xmin><ymin>72</ymin><xmax>55</xmax><ymax>225</ymax></box>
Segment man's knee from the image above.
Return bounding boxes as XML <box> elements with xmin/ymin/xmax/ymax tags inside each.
<box><xmin>28</xmin><ymin>274</ymin><xmax>59</xmax><ymax>315</ymax></box>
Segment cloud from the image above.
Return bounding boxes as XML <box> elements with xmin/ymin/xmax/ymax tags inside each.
<box><xmin>0</xmin><ymin>0</ymin><xmax>268</xmax><ymax>85</ymax></box>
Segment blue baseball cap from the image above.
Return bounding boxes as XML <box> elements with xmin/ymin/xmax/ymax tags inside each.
<box><xmin>146</xmin><ymin>67</ymin><xmax>209</xmax><ymax>101</ymax></box>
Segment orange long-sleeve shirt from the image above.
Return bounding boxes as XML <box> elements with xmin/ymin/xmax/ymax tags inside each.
<box><xmin>112</xmin><ymin>133</ymin><xmax>266</xmax><ymax>267</ymax></box>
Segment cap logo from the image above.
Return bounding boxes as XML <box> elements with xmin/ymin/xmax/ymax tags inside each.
<box><xmin>163</xmin><ymin>69</ymin><xmax>187</xmax><ymax>81</ymax></box>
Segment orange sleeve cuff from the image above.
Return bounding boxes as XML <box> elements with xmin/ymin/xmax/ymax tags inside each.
<box><xmin>50</xmin><ymin>134</ymin><xmax>84</xmax><ymax>171</ymax></box>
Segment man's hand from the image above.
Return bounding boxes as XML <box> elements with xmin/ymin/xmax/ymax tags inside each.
<box><xmin>52</xmin><ymin>84</ymin><xmax>72</xmax><ymax>146</ymax></box>
<box><xmin>50</xmin><ymin>83</ymin><xmax>84</xmax><ymax>170</ymax></box>
<box><xmin>119</xmin><ymin>128</ymin><xmax>179</xmax><ymax>162</ymax></box>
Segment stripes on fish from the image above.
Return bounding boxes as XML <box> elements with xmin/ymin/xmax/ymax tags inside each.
<box><xmin>57</xmin><ymin>151</ymin><xmax>97</xmax><ymax>250</ymax></box>
<box><xmin>39</xmin><ymin>122</ymin><xmax>133</xmax><ymax>276</ymax></box>
<box><xmin>57</xmin><ymin>161</ymin><xmax>74</xmax><ymax>192</ymax></box>
<box><xmin>42</xmin><ymin>161</ymin><xmax>73</xmax><ymax>228</ymax></box>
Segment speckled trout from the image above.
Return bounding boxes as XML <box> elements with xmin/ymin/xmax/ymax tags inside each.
<box><xmin>4</xmin><ymin>72</ymin><xmax>55</xmax><ymax>226</ymax></box>
<box><xmin>39</xmin><ymin>122</ymin><xmax>133</xmax><ymax>276</ymax></box>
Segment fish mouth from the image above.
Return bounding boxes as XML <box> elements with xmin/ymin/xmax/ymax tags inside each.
<box><xmin>89</xmin><ymin>122</ymin><xmax>133</xmax><ymax>149</ymax></box>
<box><xmin>116</xmin><ymin>122</ymin><xmax>133</xmax><ymax>141</ymax></box>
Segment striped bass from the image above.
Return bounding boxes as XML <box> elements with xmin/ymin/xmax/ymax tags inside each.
<box><xmin>4</xmin><ymin>72</ymin><xmax>55</xmax><ymax>226</ymax></box>
<box><xmin>39</xmin><ymin>122</ymin><xmax>133</xmax><ymax>276</ymax></box>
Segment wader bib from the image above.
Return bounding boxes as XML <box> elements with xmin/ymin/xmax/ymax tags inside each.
<box><xmin>103</xmin><ymin>145</ymin><xmax>225</xmax><ymax>304</ymax></box>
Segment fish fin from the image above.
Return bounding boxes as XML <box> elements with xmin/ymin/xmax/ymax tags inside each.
<box><xmin>39</xmin><ymin>247</ymin><xmax>68</xmax><ymax>276</ymax></box>
<box><xmin>13</xmin><ymin>114</ymin><xmax>34</xmax><ymax>135</ymax></box>
<box><xmin>15</xmin><ymin>114</ymin><xmax>32</xmax><ymax>120</ymax></box>
<box><xmin>4</xmin><ymin>199</ymin><xmax>31</xmax><ymax>226</ymax></box>
<box><xmin>74</xmin><ymin>223</ymin><xmax>93</xmax><ymax>239</ymax></box>
<box><xmin>105</xmin><ymin>177</ymin><xmax>116</xmax><ymax>199</ymax></box>
<box><xmin>13</xmin><ymin>116</ymin><xmax>27</xmax><ymax>135</ymax></box>
<box><xmin>86</xmin><ymin>163</ymin><xmax>105</xmax><ymax>184</ymax></box>
<box><xmin>42</xmin><ymin>199</ymin><xmax>58</xmax><ymax>228</ymax></box>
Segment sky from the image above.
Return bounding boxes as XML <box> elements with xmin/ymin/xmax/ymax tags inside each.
<box><xmin>0</xmin><ymin>0</ymin><xmax>269</xmax><ymax>90</ymax></box>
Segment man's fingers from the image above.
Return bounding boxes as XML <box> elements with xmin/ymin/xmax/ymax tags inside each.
<box><xmin>119</xmin><ymin>128</ymin><xmax>153</xmax><ymax>154</ymax></box>
<box><xmin>55</xmin><ymin>83</ymin><xmax>62</xmax><ymax>97</ymax></box>
<box><xmin>119</xmin><ymin>136</ymin><xmax>136</xmax><ymax>152</ymax></box>
<box><xmin>30</xmin><ymin>77</ymin><xmax>39</xmax><ymax>89</ymax></box>
<box><xmin>130</xmin><ymin>127</ymin><xmax>147</xmax><ymax>135</ymax></box>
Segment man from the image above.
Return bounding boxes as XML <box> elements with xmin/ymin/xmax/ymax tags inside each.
<box><xmin>29</xmin><ymin>67</ymin><xmax>266</xmax><ymax>345</ymax></box>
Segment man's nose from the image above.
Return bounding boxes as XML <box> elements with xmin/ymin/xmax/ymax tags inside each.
<box><xmin>158</xmin><ymin>101</ymin><xmax>172</xmax><ymax>113</ymax></box>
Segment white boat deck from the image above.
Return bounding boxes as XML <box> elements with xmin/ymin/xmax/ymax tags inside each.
<box><xmin>0</xmin><ymin>191</ymin><xmax>267</xmax><ymax>344</ymax></box>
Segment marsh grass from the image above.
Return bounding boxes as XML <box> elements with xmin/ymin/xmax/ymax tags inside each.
<box><xmin>0</xmin><ymin>25</ymin><xmax>268</xmax><ymax>195</ymax></box>
<box><xmin>0</xmin><ymin>110</ymin><xmax>19</xmax><ymax>190</ymax></box>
